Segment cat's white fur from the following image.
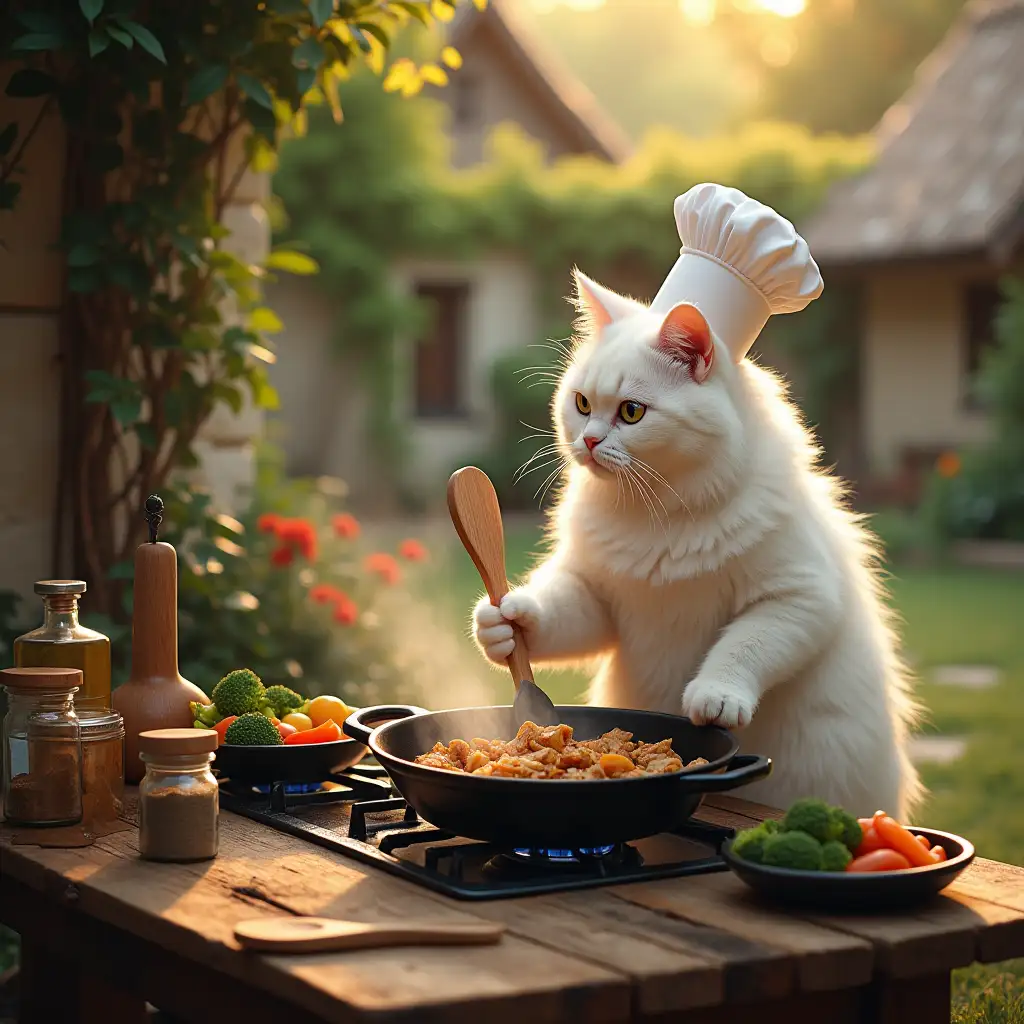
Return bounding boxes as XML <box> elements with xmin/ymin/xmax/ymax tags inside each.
<box><xmin>473</xmin><ymin>270</ymin><xmax>923</xmax><ymax>820</ymax></box>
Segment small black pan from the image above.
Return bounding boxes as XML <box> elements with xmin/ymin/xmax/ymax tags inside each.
<box><xmin>344</xmin><ymin>704</ymin><xmax>772</xmax><ymax>848</ymax></box>
<box><xmin>213</xmin><ymin>736</ymin><xmax>367</xmax><ymax>784</ymax></box>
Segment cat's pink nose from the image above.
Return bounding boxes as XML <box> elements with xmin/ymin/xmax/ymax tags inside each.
<box><xmin>584</xmin><ymin>436</ymin><xmax>599</xmax><ymax>451</ymax></box>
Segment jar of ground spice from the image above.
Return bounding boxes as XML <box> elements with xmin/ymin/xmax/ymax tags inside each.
<box><xmin>79</xmin><ymin>709</ymin><xmax>125</xmax><ymax>828</ymax></box>
<box><xmin>1</xmin><ymin>667</ymin><xmax>84</xmax><ymax>827</ymax></box>
<box><xmin>137</xmin><ymin>728</ymin><xmax>219</xmax><ymax>862</ymax></box>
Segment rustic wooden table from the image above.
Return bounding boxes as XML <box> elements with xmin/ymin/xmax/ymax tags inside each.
<box><xmin>2</xmin><ymin>793</ymin><xmax>1023</xmax><ymax>1024</ymax></box>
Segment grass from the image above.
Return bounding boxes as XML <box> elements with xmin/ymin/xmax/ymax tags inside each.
<box><xmin>427</xmin><ymin>518</ymin><xmax>1024</xmax><ymax>1022</ymax></box>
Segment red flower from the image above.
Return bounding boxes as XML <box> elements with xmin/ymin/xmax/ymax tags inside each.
<box><xmin>309</xmin><ymin>583</ymin><xmax>344</xmax><ymax>605</ymax></box>
<box><xmin>332</xmin><ymin>596</ymin><xmax>358</xmax><ymax>625</ymax></box>
<box><xmin>257</xmin><ymin>512</ymin><xmax>281</xmax><ymax>534</ymax></box>
<box><xmin>398</xmin><ymin>538</ymin><xmax>428</xmax><ymax>562</ymax></box>
<box><xmin>270</xmin><ymin>545</ymin><xmax>294</xmax><ymax>568</ymax></box>
<box><xmin>275</xmin><ymin>517</ymin><xmax>319</xmax><ymax>562</ymax></box>
<box><xmin>332</xmin><ymin>513</ymin><xmax>360</xmax><ymax>539</ymax></box>
<box><xmin>365</xmin><ymin>552</ymin><xmax>401</xmax><ymax>585</ymax></box>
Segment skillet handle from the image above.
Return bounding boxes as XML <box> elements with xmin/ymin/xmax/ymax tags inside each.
<box><xmin>344</xmin><ymin>704</ymin><xmax>429</xmax><ymax>745</ymax></box>
<box><xmin>680</xmin><ymin>753</ymin><xmax>772</xmax><ymax>792</ymax></box>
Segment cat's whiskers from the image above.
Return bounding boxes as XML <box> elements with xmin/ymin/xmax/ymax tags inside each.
<box><xmin>535</xmin><ymin>456</ymin><xmax>572</xmax><ymax>506</ymax></box>
<box><xmin>514</xmin><ymin>446</ymin><xmax>566</xmax><ymax>483</ymax></box>
<box><xmin>630</xmin><ymin>457</ymin><xmax>694</xmax><ymax>523</ymax></box>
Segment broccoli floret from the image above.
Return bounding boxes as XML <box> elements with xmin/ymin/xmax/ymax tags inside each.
<box><xmin>731</xmin><ymin>824</ymin><xmax>775</xmax><ymax>864</ymax></box>
<box><xmin>212</xmin><ymin>669</ymin><xmax>266</xmax><ymax>717</ymax></box>
<box><xmin>763</xmin><ymin>818</ymin><xmax>781</xmax><ymax>834</ymax></box>
<box><xmin>190</xmin><ymin>700</ymin><xmax>222</xmax><ymax>727</ymax></box>
<box><xmin>821</xmin><ymin>840</ymin><xmax>853</xmax><ymax>872</ymax></box>
<box><xmin>264</xmin><ymin>685</ymin><xmax>304</xmax><ymax>718</ymax></box>
<box><xmin>224</xmin><ymin>712</ymin><xmax>282</xmax><ymax>746</ymax></box>
<box><xmin>762</xmin><ymin>830</ymin><xmax>824</xmax><ymax>871</ymax></box>
<box><xmin>829</xmin><ymin>807</ymin><xmax>863</xmax><ymax>852</ymax></box>
<box><xmin>781</xmin><ymin>798</ymin><xmax>835</xmax><ymax>844</ymax></box>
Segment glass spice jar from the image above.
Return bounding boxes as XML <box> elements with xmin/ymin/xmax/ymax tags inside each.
<box><xmin>137</xmin><ymin>728</ymin><xmax>219</xmax><ymax>862</ymax></box>
<box><xmin>1</xmin><ymin>667</ymin><xmax>84</xmax><ymax>827</ymax></box>
<box><xmin>79</xmin><ymin>709</ymin><xmax>125</xmax><ymax>828</ymax></box>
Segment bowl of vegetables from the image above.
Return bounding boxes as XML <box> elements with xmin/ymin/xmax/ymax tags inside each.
<box><xmin>722</xmin><ymin>798</ymin><xmax>975</xmax><ymax>912</ymax></box>
<box><xmin>192</xmin><ymin>669</ymin><xmax>368</xmax><ymax>783</ymax></box>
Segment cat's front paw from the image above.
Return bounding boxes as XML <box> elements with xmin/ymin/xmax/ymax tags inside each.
<box><xmin>472</xmin><ymin>590</ymin><xmax>542</xmax><ymax>665</ymax></box>
<box><xmin>682</xmin><ymin>677</ymin><xmax>757</xmax><ymax>730</ymax></box>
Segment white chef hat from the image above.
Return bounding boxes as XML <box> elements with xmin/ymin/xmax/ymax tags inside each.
<box><xmin>649</xmin><ymin>182</ymin><xmax>824</xmax><ymax>362</ymax></box>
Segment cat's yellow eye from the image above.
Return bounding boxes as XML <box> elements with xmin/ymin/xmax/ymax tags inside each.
<box><xmin>575</xmin><ymin>393</ymin><xmax>591</xmax><ymax>415</ymax></box>
<box><xmin>619</xmin><ymin>400</ymin><xmax>646</xmax><ymax>424</ymax></box>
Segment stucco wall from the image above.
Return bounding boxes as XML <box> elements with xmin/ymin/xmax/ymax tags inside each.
<box><xmin>862</xmin><ymin>263</ymin><xmax>992</xmax><ymax>475</ymax></box>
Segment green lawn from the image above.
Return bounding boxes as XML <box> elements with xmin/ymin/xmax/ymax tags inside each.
<box><xmin>427</xmin><ymin>519</ymin><xmax>1024</xmax><ymax>1023</ymax></box>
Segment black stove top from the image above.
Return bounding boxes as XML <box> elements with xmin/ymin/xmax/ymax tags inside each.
<box><xmin>217</xmin><ymin>764</ymin><xmax>734</xmax><ymax>900</ymax></box>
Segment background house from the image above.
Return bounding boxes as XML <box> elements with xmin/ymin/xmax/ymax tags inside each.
<box><xmin>267</xmin><ymin>0</ymin><xmax>629</xmax><ymax>506</ymax></box>
<box><xmin>803</xmin><ymin>0</ymin><xmax>1024</xmax><ymax>503</ymax></box>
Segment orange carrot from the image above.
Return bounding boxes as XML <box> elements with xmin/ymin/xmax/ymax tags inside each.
<box><xmin>283</xmin><ymin>720</ymin><xmax>342</xmax><ymax>745</ymax></box>
<box><xmin>874</xmin><ymin>816</ymin><xmax>939</xmax><ymax>867</ymax></box>
<box><xmin>213</xmin><ymin>716</ymin><xmax>237</xmax><ymax>742</ymax></box>
<box><xmin>930</xmin><ymin>844</ymin><xmax>948</xmax><ymax>862</ymax></box>
<box><xmin>916</xmin><ymin>833</ymin><xmax>932</xmax><ymax>850</ymax></box>
<box><xmin>854</xmin><ymin>825</ymin><xmax>887</xmax><ymax>857</ymax></box>
<box><xmin>846</xmin><ymin>848</ymin><xmax>912</xmax><ymax>873</ymax></box>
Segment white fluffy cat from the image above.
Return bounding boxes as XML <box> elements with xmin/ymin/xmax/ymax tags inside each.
<box><xmin>473</xmin><ymin>269</ymin><xmax>923</xmax><ymax>820</ymax></box>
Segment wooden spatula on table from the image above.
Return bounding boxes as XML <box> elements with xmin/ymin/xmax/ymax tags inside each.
<box><xmin>447</xmin><ymin>466</ymin><xmax>559</xmax><ymax>727</ymax></box>
<box><xmin>235</xmin><ymin>917</ymin><xmax>505</xmax><ymax>954</ymax></box>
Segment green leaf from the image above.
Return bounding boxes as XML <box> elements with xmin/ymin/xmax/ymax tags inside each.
<box><xmin>236</xmin><ymin>73</ymin><xmax>273</xmax><ymax>110</ymax></box>
<box><xmin>244</xmin><ymin>97</ymin><xmax>276</xmax><ymax>142</ymax></box>
<box><xmin>11</xmin><ymin>33</ymin><xmax>65</xmax><ymax>52</ymax></box>
<box><xmin>309</xmin><ymin>0</ymin><xmax>334</xmax><ymax>27</ymax></box>
<box><xmin>134</xmin><ymin>423</ymin><xmax>157</xmax><ymax>450</ymax></box>
<box><xmin>395</xmin><ymin>1</ymin><xmax>431</xmax><ymax>26</ymax></box>
<box><xmin>16</xmin><ymin>11</ymin><xmax>64</xmax><ymax>33</ymax></box>
<box><xmin>80</xmin><ymin>0</ymin><xmax>104</xmax><ymax>24</ymax></box>
<box><xmin>111</xmin><ymin>394</ymin><xmax>142</xmax><ymax>426</ymax></box>
<box><xmin>0</xmin><ymin>182</ymin><xmax>22</xmax><ymax>210</ymax></box>
<box><xmin>88</xmin><ymin>28</ymin><xmax>110</xmax><ymax>57</ymax></box>
<box><xmin>0</xmin><ymin>124</ymin><xmax>17</xmax><ymax>158</ymax></box>
<box><xmin>271</xmin><ymin>0</ymin><xmax>308</xmax><ymax>12</ymax></box>
<box><xmin>68</xmin><ymin>267</ymin><xmax>101</xmax><ymax>293</ymax></box>
<box><xmin>296</xmin><ymin>66</ymin><xmax>317</xmax><ymax>96</ymax></box>
<box><xmin>5</xmin><ymin>69</ymin><xmax>58</xmax><ymax>97</ymax></box>
<box><xmin>84</xmin><ymin>370</ymin><xmax>121</xmax><ymax>402</ymax></box>
<box><xmin>212</xmin><ymin>382</ymin><xmax>244</xmax><ymax>415</ymax></box>
<box><xmin>67</xmin><ymin>243</ymin><xmax>98</xmax><ymax>267</ymax></box>
<box><xmin>107</xmin><ymin>560</ymin><xmax>135</xmax><ymax>580</ymax></box>
<box><xmin>265</xmin><ymin>250</ymin><xmax>319</xmax><ymax>275</ymax></box>
<box><xmin>118</xmin><ymin>20</ymin><xmax>166</xmax><ymax>63</ymax></box>
<box><xmin>248</xmin><ymin>307</ymin><xmax>284</xmax><ymax>333</ymax></box>
<box><xmin>107</xmin><ymin>24</ymin><xmax>133</xmax><ymax>48</ymax></box>
<box><xmin>293</xmin><ymin>35</ymin><xmax>324</xmax><ymax>68</ymax></box>
<box><xmin>186</xmin><ymin>64</ymin><xmax>228</xmax><ymax>106</ymax></box>
<box><xmin>245</xmin><ymin>367</ymin><xmax>280</xmax><ymax>410</ymax></box>
<box><xmin>355</xmin><ymin>22</ymin><xmax>391</xmax><ymax>49</ymax></box>
<box><xmin>349</xmin><ymin>26</ymin><xmax>372</xmax><ymax>53</ymax></box>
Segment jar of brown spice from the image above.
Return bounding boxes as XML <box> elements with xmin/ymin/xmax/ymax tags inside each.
<box><xmin>1</xmin><ymin>667</ymin><xmax>84</xmax><ymax>827</ymax></box>
<box><xmin>137</xmin><ymin>728</ymin><xmax>219</xmax><ymax>862</ymax></box>
<box><xmin>79</xmin><ymin>708</ymin><xmax>125</xmax><ymax>828</ymax></box>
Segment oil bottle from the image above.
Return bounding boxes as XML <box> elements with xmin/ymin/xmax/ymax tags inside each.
<box><xmin>13</xmin><ymin>580</ymin><xmax>112</xmax><ymax>711</ymax></box>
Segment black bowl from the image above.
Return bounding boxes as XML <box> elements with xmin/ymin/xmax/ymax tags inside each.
<box><xmin>212</xmin><ymin>737</ymin><xmax>367</xmax><ymax>784</ymax></box>
<box><xmin>722</xmin><ymin>827</ymin><xmax>975</xmax><ymax>912</ymax></box>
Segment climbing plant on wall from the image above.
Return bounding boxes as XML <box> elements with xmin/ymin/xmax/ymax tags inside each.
<box><xmin>0</xmin><ymin>0</ymin><xmax>481</xmax><ymax>617</ymax></box>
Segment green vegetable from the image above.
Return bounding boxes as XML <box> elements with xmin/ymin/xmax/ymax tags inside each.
<box><xmin>821</xmin><ymin>840</ymin><xmax>853</xmax><ymax>872</ymax></box>
<box><xmin>211</xmin><ymin>668</ymin><xmax>266</xmax><ymax>717</ymax></box>
<box><xmin>731</xmin><ymin>824</ymin><xmax>775</xmax><ymax>864</ymax></box>
<box><xmin>224</xmin><ymin>711</ymin><xmax>282</xmax><ymax>746</ymax></box>
<box><xmin>763</xmin><ymin>818</ymin><xmax>780</xmax><ymax>834</ymax></box>
<box><xmin>781</xmin><ymin>797</ymin><xmax>835</xmax><ymax>844</ymax></box>
<box><xmin>828</xmin><ymin>806</ymin><xmax>862</xmax><ymax>851</ymax></box>
<box><xmin>264</xmin><ymin>685</ymin><xmax>304</xmax><ymax>718</ymax></box>
<box><xmin>190</xmin><ymin>700</ymin><xmax>222</xmax><ymax>727</ymax></box>
<box><xmin>762</xmin><ymin>830</ymin><xmax>824</xmax><ymax>871</ymax></box>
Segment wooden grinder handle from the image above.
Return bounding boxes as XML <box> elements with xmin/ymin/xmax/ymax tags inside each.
<box><xmin>447</xmin><ymin>467</ymin><xmax>534</xmax><ymax>689</ymax></box>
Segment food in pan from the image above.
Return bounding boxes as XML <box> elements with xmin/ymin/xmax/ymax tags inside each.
<box><xmin>191</xmin><ymin>668</ymin><xmax>358</xmax><ymax>745</ymax></box>
<box><xmin>731</xmin><ymin>799</ymin><xmax>948</xmax><ymax>873</ymax></box>
<box><xmin>413</xmin><ymin>720</ymin><xmax>709</xmax><ymax>779</ymax></box>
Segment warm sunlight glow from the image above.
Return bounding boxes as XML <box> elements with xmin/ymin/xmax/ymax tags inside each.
<box><xmin>680</xmin><ymin>0</ymin><xmax>716</xmax><ymax>25</ymax></box>
<box><xmin>529</xmin><ymin>0</ymin><xmax>604</xmax><ymax>11</ymax></box>
<box><xmin>752</xmin><ymin>0</ymin><xmax>806</xmax><ymax>16</ymax></box>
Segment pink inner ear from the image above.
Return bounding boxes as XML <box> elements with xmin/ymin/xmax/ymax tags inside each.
<box><xmin>576</xmin><ymin>277</ymin><xmax>613</xmax><ymax>331</ymax></box>
<box><xmin>657</xmin><ymin>303</ymin><xmax>713</xmax><ymax>383</ymax></box>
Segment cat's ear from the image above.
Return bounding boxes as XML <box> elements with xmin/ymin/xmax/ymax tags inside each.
<box><xmin>656</xmin><ymin>302</ymin><xmax>714</xmax><ymax>384</ymax></box>
<box><xmin>572</xmin><ymin>268</ymin><xmax>636</xmax><ymax>335</ymax></box>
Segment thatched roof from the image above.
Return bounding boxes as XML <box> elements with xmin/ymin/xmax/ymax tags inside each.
<box><xmin>448</xmin><ymin>0</ymin><xmax>632</xmax><ymax>163</ymax></box>
<box><xmin>803</xmin><ymin>0</ymin><xmax>1024</xmax><ymax>267</ymax></box>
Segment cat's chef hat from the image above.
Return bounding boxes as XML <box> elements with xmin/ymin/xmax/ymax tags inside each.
<box><xmin>649</xmin><ymin>182</ymin><xmax>823</xmax><ymax>362</ymax></box>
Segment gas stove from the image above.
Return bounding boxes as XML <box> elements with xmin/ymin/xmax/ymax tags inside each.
<box><xmin>217</xmin><ymin>764</ymin><xmax>734</xmax><ymax>900</ymax></box>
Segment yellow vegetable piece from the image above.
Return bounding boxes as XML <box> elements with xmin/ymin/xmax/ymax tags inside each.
<box><xmin>599</xmin><ymin>753</ymin><xmax>635</xmax><ymax>776</ymax></box>
<box><xmin>307</xmin><ymin>695</ymin><xmax>353</xmax><ymax>729</ymax></box>
<box><xmin>282</xmin><ymin>712</ymin><xmax>313</xmax><ymax>733</ymax></box>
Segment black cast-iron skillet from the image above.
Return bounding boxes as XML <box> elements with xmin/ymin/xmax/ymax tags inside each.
<box><xmin>213</xmin><ymin>735</ymin><xmax>367</xmax><ymax>784</ymax></box>
<box><xmin>344</xmin><ymin>704</ymin><xmax>772</xmax><ymax>848</ymax></box>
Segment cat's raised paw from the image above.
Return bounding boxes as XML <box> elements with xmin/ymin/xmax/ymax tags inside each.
<box><xmin>472</xmin><ymin>590</ymin><xmax>541</xmax><ymax>665</ymax></box>
<box><xmin>682</xmin><ymin>678</ymin><xmax>756</xmax><ymax>730</ymax></box>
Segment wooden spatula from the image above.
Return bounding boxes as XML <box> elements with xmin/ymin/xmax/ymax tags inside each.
<box><xmin>234</xmin><ymin>917</ymin><xmax>505</xmax><ymax>954</ymax></box>
<box><xmin>447</xmin><ymin>467</ymin><xmax>558</xmax><ymax>726</ymax></box>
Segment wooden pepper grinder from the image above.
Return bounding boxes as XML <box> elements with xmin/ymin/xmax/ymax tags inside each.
<box><xmin>113</xmin><ymin>495</ymin><xmax>210</xmax><ymax>783</ymax></box>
